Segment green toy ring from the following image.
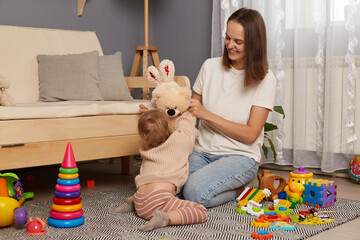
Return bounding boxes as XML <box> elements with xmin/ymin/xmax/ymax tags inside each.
<box><xmin>59</xmin><ymin>167</ymin><xmax>79</xmax><ymax>174</ymax></box>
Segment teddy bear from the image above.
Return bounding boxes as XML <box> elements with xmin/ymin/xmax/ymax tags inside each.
<box><xmin>146</xmin><ymin>59</ymin><xmax>192</xmax><ymax>120</ymax></box>
<box><xmin>0</xmin><ymin>74</ymin><xmax>16</xmax><ymax>106</ymax></box>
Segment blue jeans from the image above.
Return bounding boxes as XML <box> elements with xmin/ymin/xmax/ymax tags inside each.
<box><xmin>181</xmin><ymin>150</ymin><xmax>259</xmax><ymax>208</ymax></box>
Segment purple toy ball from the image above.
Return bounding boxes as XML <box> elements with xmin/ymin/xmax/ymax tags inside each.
<box><xmin>14</xmin><ymin>207</ymin><xmax>28</xmax><ymax>226</ymax></box>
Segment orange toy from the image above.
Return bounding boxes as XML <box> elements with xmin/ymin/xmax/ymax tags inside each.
<box><xmin>259</xmin><ymin>212</ymin><xmax>291</xmax><ymax>223</ymax></box>
<box><xmin>251</xmin><ymin>230</ymin><xmax>273</xmax><ymax>239</ymax></box>
<box><xmin>0</xmin><ymin>178</ymin><xmax>9</xmax><ymax>197</ymax></box>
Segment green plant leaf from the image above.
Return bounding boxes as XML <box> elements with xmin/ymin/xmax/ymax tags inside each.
<box><xmin>267</xmin><ymin>137</ymin><xmax>277</xmax><ymax>162</ymax></box>
<box><xmin>264</xmin><ymin>122</ymin><xmax>278</xmax><ymax>132</ymax></box>
<box><xmin>262</xmin><ymin>144</ymin><xmax>268</xmax><ymax>159</ymax></box>
<box><xmin>274</xmin><ymin>105</ymin><xmax>285</xmax><ymax>119</ymax></box>
<box><xmin>262</xmin><ymin>105</ymin><xmax>285</xmax><ymax>162</ymax></box>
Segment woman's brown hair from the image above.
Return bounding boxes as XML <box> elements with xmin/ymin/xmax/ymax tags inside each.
<box><xmin>222</xmin><ymin>8</ymin><xmax>269</xmax><ymax>86</ymax></box>
<box><xmin>138</xmin><ymin>109</ymin><xmax>172</xmax><ymax>151</ymax></box>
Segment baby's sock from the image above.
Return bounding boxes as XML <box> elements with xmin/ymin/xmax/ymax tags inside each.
<box><xmin>138</xmin><ymin>210</ymin><xmax>170</xmax><ymax>231</ymax></box>
<box><xmin>114</xmin><ymin>196</ymin><xmax>134</xmax><ymax>213</ymax></box>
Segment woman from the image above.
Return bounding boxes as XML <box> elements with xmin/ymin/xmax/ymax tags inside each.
<box><xmin>182</xmin><ymin>8</ymin><xmax>276</xmax><ymax>208</ymax></box>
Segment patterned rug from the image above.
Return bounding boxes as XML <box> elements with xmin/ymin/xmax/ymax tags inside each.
<box><xmin>1</xmin><ymin>187</ymin><xmax>360</xmax><ymax>240</ymax></box>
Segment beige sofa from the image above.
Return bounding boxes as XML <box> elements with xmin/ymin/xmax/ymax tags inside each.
<box><xmin>0</xmin><ymin>25</ymin><xmax>190</xmax><ymax>174</ymax></box>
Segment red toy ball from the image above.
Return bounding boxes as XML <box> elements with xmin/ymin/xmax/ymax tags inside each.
<box><xmin>348</xmin><ymin>156</ymin><xmax>360</xmax><ymax>184</ymax></box>
<box><xmin>26</xmin><ymin>217</ymin><xmax>46</xmax><ymax>235</ymax></box>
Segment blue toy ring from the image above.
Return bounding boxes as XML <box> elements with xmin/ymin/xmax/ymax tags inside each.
<box><xmin>54</xmin><ymin>190</ymin><xmax>81</xmax><ymax>198</ymax></box>
<box><xmin>48</xmin><ymin>216</ymin><xmax>84</xmax><ymax>228</ymax></box>
<box><xmin>57</xmin><ymin>178</ymin><xmax>80</xmax><ymax>186</ymax></box>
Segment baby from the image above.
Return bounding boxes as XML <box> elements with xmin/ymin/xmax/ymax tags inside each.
<box><xmin>114</xmin><ymin>109</ymin><xmax>207</xmax><ymax>231</ymax></box>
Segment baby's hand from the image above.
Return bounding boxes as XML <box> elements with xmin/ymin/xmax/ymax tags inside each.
<box><xmin>139</xmin><ymin>104</ymin><xmax>149</xmax><ymax>113</ymax></box>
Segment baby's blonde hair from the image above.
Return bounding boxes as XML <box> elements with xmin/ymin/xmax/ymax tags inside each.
<box><xmin>138</xmin><ymin>109</ymin><xmax>172</xmax><ymax>151</ymax></box>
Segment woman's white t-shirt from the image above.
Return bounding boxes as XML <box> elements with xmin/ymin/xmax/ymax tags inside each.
<box><xmin>192</xmin><ymin>57</ymin><xmax>276</xmax><ymax>163</ymax></box>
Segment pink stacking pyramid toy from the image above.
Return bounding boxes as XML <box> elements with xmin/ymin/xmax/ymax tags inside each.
<box><xmin>48</xmin><ymin>142</ymin><xmax>85</xmax><ymax>228</ymax></box>
<box><xmin>61</xmin><ymin>142</ymin><xmax>77</xmax><ymax>169</ymax></box>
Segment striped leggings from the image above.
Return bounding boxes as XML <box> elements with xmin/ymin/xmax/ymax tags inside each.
<box><xmin>133</xmin><ymin>189</ymin><xmax>208</xmax><ymax>225</ymax></box>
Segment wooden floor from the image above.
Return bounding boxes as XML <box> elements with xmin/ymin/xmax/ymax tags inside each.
<box><xmin>12</xmin><ymin>158</ymin><xmax>360</xmax><ymax>240</ymax></box>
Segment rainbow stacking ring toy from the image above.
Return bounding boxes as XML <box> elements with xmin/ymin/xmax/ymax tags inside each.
<box><xmin>59</xmin><ymin>167</ymin><xmax>79</xmax><ymax>174</ymax></box>
<box><xmin>57</xmin><ymin>178</ymin><xmax>80</xmax><ymax>186</ymax></box>
<box><xmin>54</xmin><ymin>190</ymin><xmax>81</xmax><ymax>198</ymax></box>
<box><xmin>51</xmin><ymin>203</ymin><xmax>83</xmax><ymax>212</ymax></box>
<box><xmin>58</xmin><ymin>173</ymin><xmax>79</xmax><ymax>180</ymax></box>
<box><xmin>53</xmin><ymin>197</ymin><xmax>82</xmax><ymax>205</ymax></box>
<box><xmin>48</xmin><ymin>142</ymin><xmax>85</xmax><ymax>228</ymax></box>
<box><xmin>55</xmin><ymin>184</ymin><xmax>81</xmax><ymax>192</ymax></box>
<box><xmin>50</xmin><ymin>210</ymin><xmax>83</xmax><ymax>220</ymax></box>
<box><xmin>48</xmin><ymin>216</ymin><xmax>85</xmax><ymax>228</ymax></box>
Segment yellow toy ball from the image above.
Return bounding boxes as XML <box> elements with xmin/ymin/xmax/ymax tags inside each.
<box><xmin>0</xmin><ymin>197</ymin><xmax>21</xmax><ymax>227</ymax></box>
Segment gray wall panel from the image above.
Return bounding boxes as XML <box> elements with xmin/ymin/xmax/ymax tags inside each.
<box><xmin>0</xmin><ymin>0</ymin><xmax>212</xmax><ymax>86</ymax></box>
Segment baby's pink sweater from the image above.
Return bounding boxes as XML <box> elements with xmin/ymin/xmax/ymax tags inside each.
<box><xmin>135</xmin><ymin>114</ymin><xmax>196</xmax><ymax>193</ymax></box>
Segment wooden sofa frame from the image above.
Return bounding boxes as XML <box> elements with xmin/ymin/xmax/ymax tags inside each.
<box><xmin>0</xmin><ymin>76</ymin><xmax>190</xmax><ymax>175</ymax></box>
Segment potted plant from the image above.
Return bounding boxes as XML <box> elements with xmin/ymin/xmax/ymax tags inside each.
<box><xmin>262</xmin><ymin>106</ymin><xmax>285</xmax><ymax>162</ymax></box>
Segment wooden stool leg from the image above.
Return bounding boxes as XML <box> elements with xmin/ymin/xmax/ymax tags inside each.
<box><xmin>109</xmin><ymin>158</ymin><xmax>116</xmax><ymax>164</ymax></box>
<box><xmin>130</xmin><ymin>51</ymin><xmax>142</xmax><ymax>77</ymax></box>
<box><xmin>150</xmin><ymin>50</ymin><xmax>160</xmax><ymax>67</ymax></box>
<box><xmin>121</xmin><ymin>156</ymin><xmax>134</xmax><ymax>175</ymax></box>
<box><xmin>130</xmin><ymin>46</ymin><xmax>160</xmax><ymax>77</ymax></box>
<box><xmin>142</xmin><ymin>87</ymin><xmax>151</xmax><ymax>100</ymax></box>
<box><xmin>142</xmin><ymin>49</ymin><xmax>149</xmax><ymax>76</ymax></box>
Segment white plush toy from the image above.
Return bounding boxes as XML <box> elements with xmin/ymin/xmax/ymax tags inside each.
<box><xmin>146</xmin><ymin>59</ymin><xmax>192</xmax><ymax>119</ymax></box>
<box><xmin>0</xmin><ymin>74</ymin><xmax>16</xmax><ymax>106</ymax></box>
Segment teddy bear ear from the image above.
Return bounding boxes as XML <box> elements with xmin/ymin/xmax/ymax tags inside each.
<box><xmin>153</xmin><ymin>92</ymin><xmax>161</xmax><ymax>100</ymax></box>
<box><xmin>159</xmin><ymin>59</ymin><xmax>175</xmax><ymax>82</ymax></box>
<box><xmin>147</xmin><ymin>66</ymin><xmax>160</xmax><ymax>84</ymax></box>
<box><xmin>0</xmin><ymin>74</ymin><xmax>10</xmax><ymax>89</ymax></box>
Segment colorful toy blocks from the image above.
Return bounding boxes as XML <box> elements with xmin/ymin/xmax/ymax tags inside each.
<box><xmin>277</xmin><ymin>191</ymin><xmax>287</xmax><ymax>200</ymax></box>
<box><xmin>269</xmin><ymin>221</ymin><xmax>296</xmax><ymax>231</ymax></box>
<box><xmin>251</xmin><ymin>230</ymin><xmax>272</xmax><ymax>239</ymax></box>
<box><xmin>251</xmin><ymin>218</ymin><xmax>270</xmax><ymax>228</ymax></box>
<box><xmin>273</xmin><ymin>199</ymin><xmax>292</xmax><ymax>208</ymax></box>
<box><xmin>303</xmin><ymin>179</ymin><xmax>337</xmax><ymax>208</ymax></box>
<box><xmin>236</xmin><ymin>187</ymin><xmax>270</xmax><ymax>207</ymax></box>
<box><xmin>264</xmin><ymin>205</ymin><xmax>292</xmax><ymax>215</ymax></box>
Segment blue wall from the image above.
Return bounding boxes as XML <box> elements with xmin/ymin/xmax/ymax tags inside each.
<box><xmin>0</xmin><ymin>0</ymin><xmax>212</xmax><ymax>86</ymax></box>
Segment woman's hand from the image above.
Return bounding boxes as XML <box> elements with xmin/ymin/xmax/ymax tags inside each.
<box><xmin>188</xmin><ymin>99</ymin><xmax>210</xmax><ymax>120</ymax></box>
<box><xmin>139</xmin><ymin>104</ymin><xmax>148</xmax><ymax>113</ymax></box>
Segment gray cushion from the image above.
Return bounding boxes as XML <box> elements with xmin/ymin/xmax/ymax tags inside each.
<box><xmin>98</xmin><ymin>52</ymin><xmax>133</xmax><ymax>100</ymax></box>
<box><xmin>37</xmin><ymin>50</ymin><xmax>103</xmax><ymax>101</ymax></box>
